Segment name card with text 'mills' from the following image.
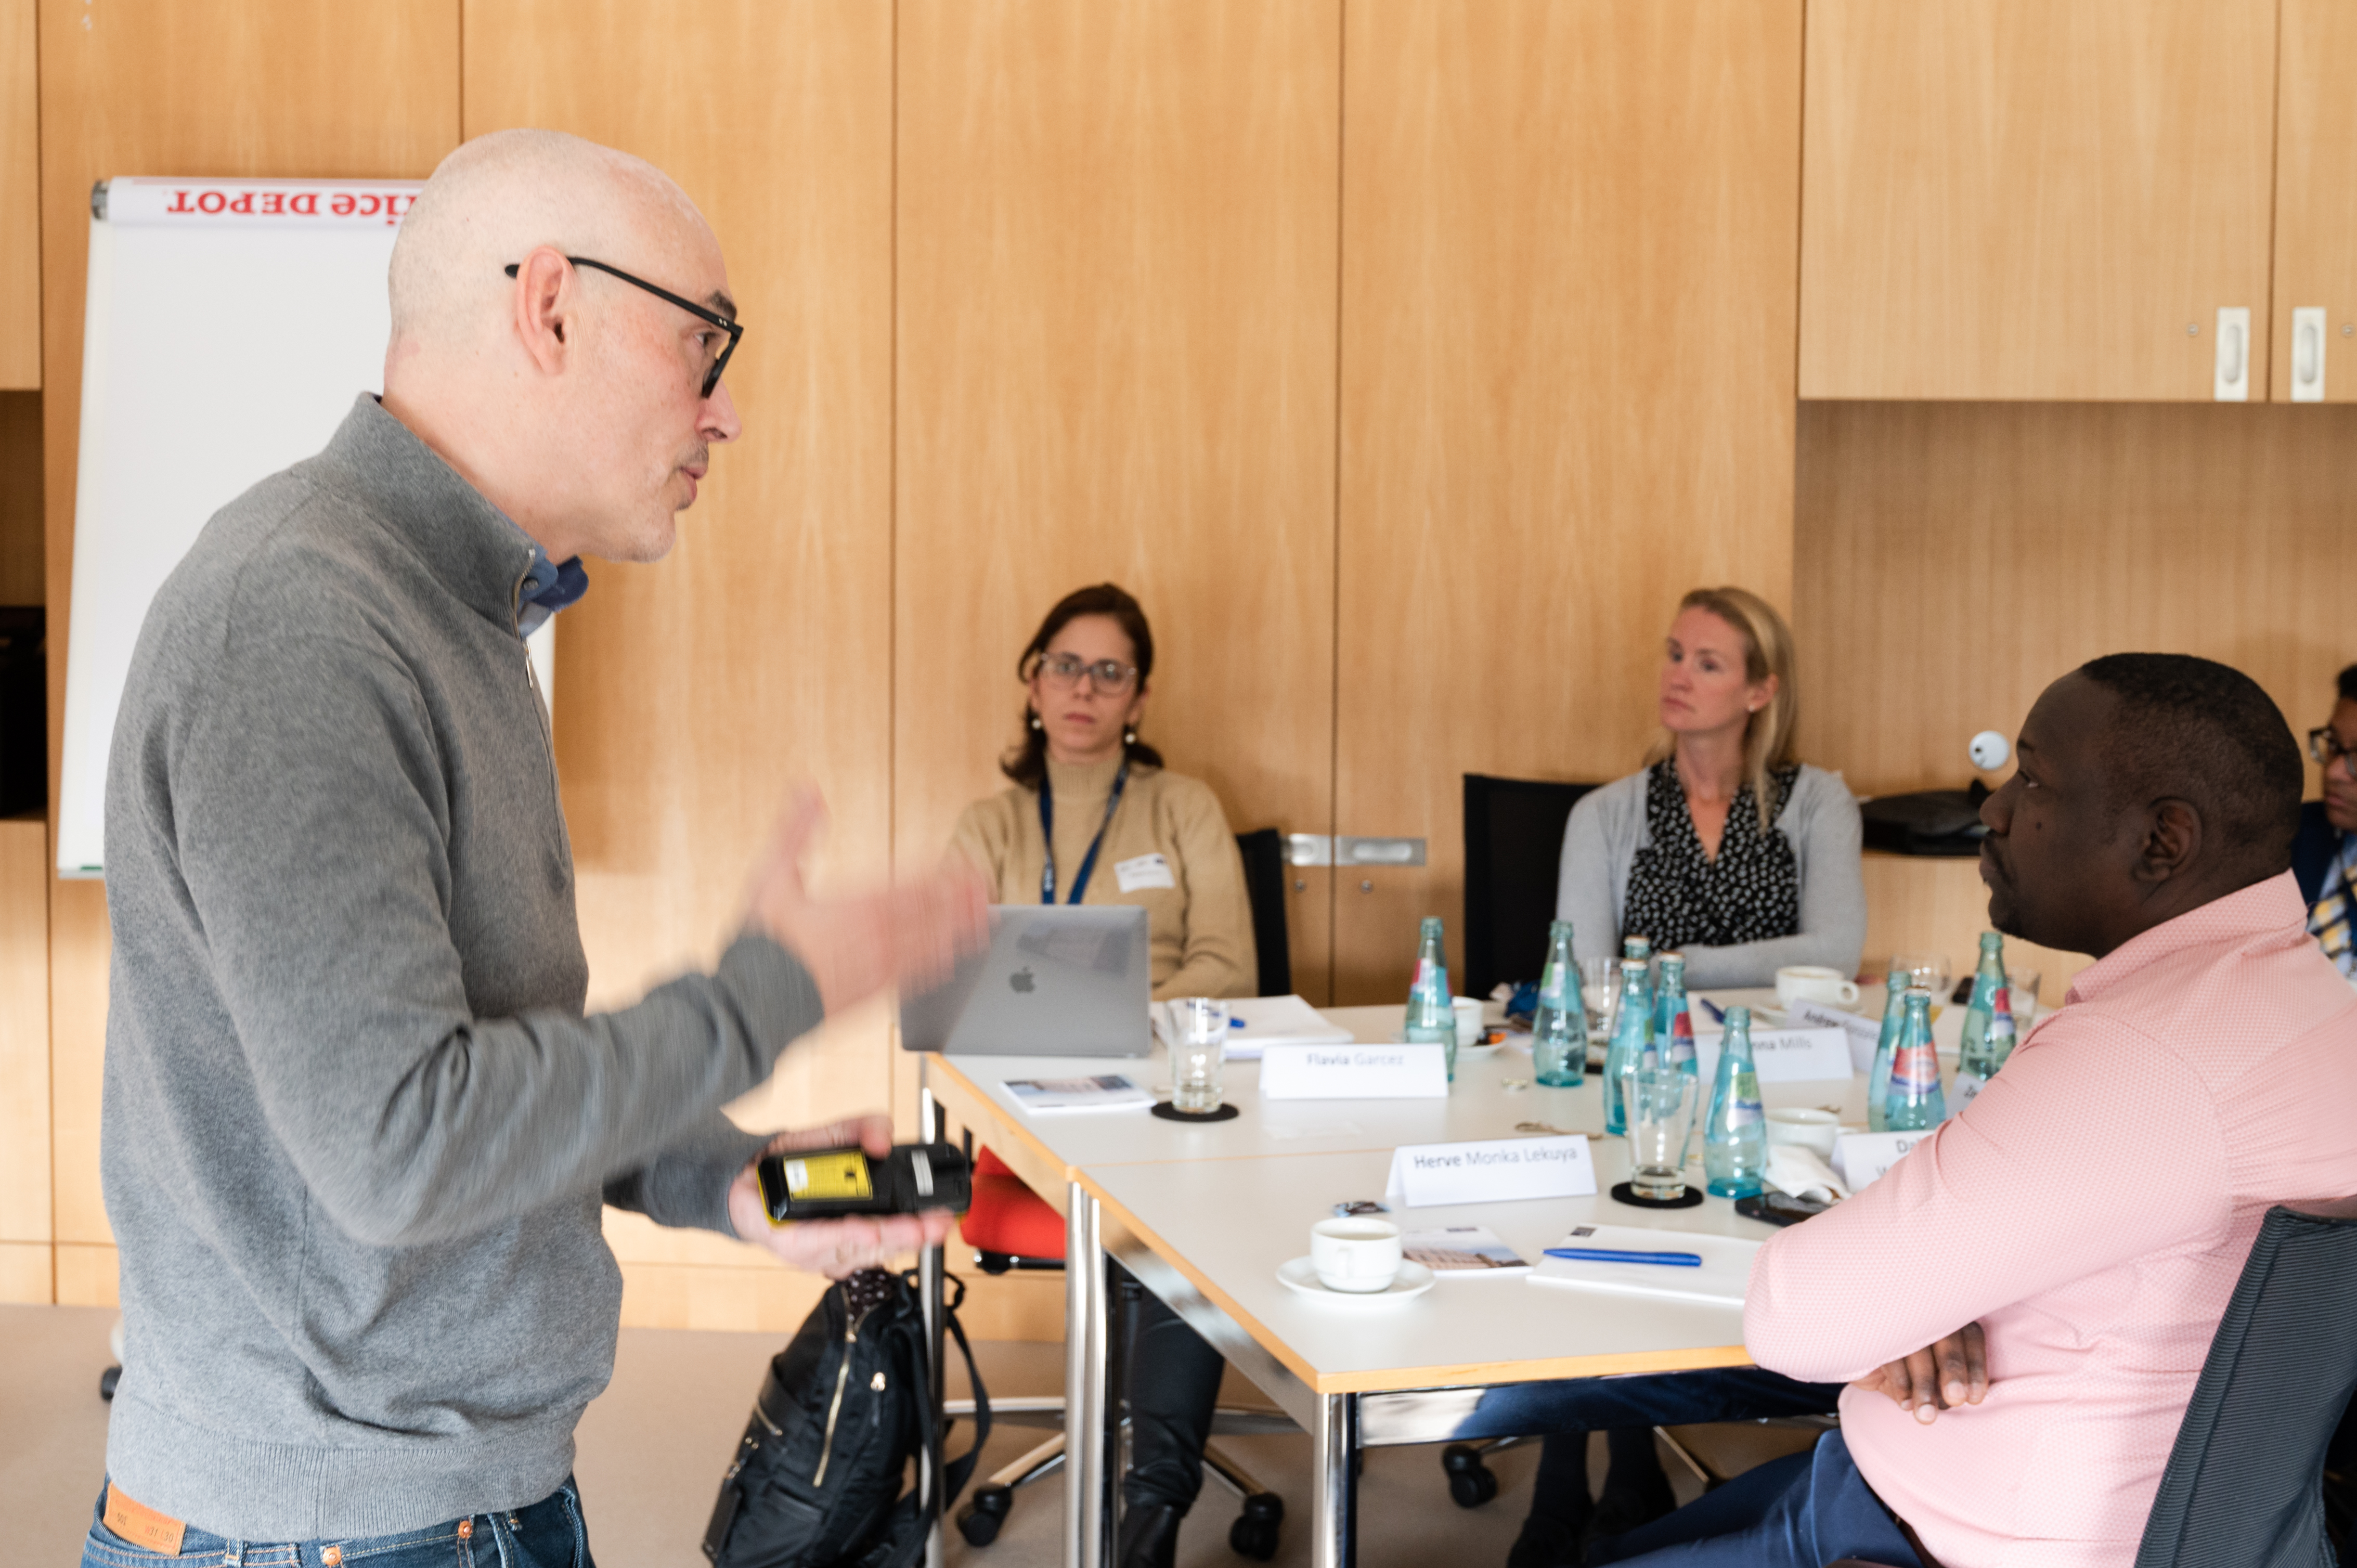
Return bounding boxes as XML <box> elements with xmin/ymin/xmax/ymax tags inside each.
<box><xmin>1693</xmin><ymin>1026</ymin><xmax>1855</xmax><ymax>1084</ymax></box>
<box><xmin>1384</xmin><ymin>1136</ymin><xmax>1598</xmax><ymax>1208</ymax></box>
<box><xmin>1259</xmin><ymin>1042</ymin><xmax>1448</xmax><ymax>1099</ymax></box>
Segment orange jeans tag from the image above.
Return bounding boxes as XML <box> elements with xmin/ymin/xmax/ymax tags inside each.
<box><xmin>103</xmin><ymin>1485</ymin><xmax>186</xmax><ymax>1557</ymax></box>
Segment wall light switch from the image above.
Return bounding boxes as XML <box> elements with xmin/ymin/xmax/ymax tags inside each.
<box><xmin>2214</xmin><ymin>307</ymin><xmax>2250</xmax><ymax>401</ymax></box>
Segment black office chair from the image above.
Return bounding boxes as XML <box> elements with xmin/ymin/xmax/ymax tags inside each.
<box><xmin>1235</xmin><ymin>827</ymin><xmax>1293</xmax><ymax>996</ymax></box>
<box><xmin>1830</xmin><ymin>1195</ymin><xmax>2357</xmax><ymax>1568</ymax></box>
<box><xmin>1461</xmin><ymin>774</ymin><xmax>1598</xmax><ymax>1000</ymax></box>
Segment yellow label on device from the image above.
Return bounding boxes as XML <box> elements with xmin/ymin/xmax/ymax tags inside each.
<box><xmin>784</xmin><ymin>1151</ymin><xmax>873</xmax><ymax>1201</ymax></box>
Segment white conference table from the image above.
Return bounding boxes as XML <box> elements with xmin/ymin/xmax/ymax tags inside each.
<box><xmin>917</xmin><ymin>989</ymin><xmax>1984</xmax><ymax>1568</ymax></box>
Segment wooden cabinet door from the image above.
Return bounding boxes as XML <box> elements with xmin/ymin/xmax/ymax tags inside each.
<box><xmin>0</xmin><ymin>0</ymin><xmax>33</xmax><ymax>390</ymax></box>
<box><xmin>1332</xmin><ymin>0</ymin><xmax>1802</xmax><ymax>1003</ymax></box>
<box><xmin>1801</xmin><ymin>0</ymin><xmax>2278</xmax><ymax>401</ymax></box>
<box><xmin>896</xmin><ymin>1</ymin><xmax>1341</xmax><ymax>1000</ymax></box>
<box><xmin>2273</xmin><ymin>0</ymin><xmax>2357</xmax><ymax>404</ymax></box>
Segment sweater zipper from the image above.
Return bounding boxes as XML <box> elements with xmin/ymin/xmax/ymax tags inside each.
<box><xmin>811</xmin><ymin>1305</ymin><xmax>872</xmax><ymax>1488</ymax></box>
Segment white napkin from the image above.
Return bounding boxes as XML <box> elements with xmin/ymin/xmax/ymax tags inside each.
<box><xmin>1764</xmin><ymin>1145</ymin><xmax>1849</xmax><ymax>1204</ymax></box>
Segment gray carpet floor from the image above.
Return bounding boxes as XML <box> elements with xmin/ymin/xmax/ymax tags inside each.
<box><xmin>3</xmin><ymin>1303</ymin><xmax>1698</xmax><ymax>1566</ymax></box>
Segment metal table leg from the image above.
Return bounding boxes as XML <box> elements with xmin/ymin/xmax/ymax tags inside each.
<box><xmin>1312</xmin><ymin>1391</ymin><xmax>1357</xmax><ymax>1568</ymax></box>
<box><xmin>1064</xmin><ymin>1182</ymin><xmax>1109</xmax><ymax>1568</ymax></box>
<box><xmin>918</xmin><ymin>1082</ymin><xmax>947</xmax><ymax>1568</ymax></box>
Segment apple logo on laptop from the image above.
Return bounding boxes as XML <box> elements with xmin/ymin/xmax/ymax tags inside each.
<box><xmin>1009</xmin><ymin>967</ymin><xmax>1036</xmax><ymax>995</ymax></box>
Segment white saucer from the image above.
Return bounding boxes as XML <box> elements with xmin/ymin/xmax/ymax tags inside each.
<box><xmin>1456</xmin><ymin>1040</ymin><xmax>1507</xmax><ymax>1060</ymax></box>
<box><xmin>1276</xmin><ymin>1256</ymin><xmax>1436</xmax><ymax>1302</ymax></box>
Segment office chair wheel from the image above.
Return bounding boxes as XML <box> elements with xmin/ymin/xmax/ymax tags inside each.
<box><xmin>957</xmin><ymin>1484</ymin><xmax>1013</xmax><ymax>1546</ymax></box>
<box><xmin>1441</xmin><ymin>1443</ymin><xmax>1498</xmax><ymax>1508</ymax></box>
<box><xmin>99</xmin><ymin>1364</ymin><xmax>121</xmax><ymax>1402</ymax></box>
<box><xmin>1228</xmin><ymin>1493</ymin><xmax>1283</xmax><ymax>1560</ymax></box>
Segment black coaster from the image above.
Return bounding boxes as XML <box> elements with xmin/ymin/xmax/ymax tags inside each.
<box><xmin>1151</xmin><ymin>1100</ymin><xmax>1239</xmax><ymax>1123</ymax></box>
<box><xmin>1610</xmin><ymin>1180</ymin><xmax>1704</xmax><ymax>1210</ymax></box>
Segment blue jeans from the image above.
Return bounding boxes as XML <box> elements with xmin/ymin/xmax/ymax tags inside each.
<box><xmin>1588</xmin><ymin>1431</ymin><xmax>1922</xmax><ymax>1568</ymax></box>
<box><xmin>1505</xmin><ymin>1366</ymin><xmax>1845</xmax><ymax>1537</ymax></box>
<box><xmin>83</xmin><ymin>1478</ymin><xmax>592</xmax><ymax>1568</ymax></box>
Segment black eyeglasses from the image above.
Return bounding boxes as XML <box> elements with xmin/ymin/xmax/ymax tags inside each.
<box><xmin>1030</xmin><ymin>652</ymin><xmax>1139</xmax><ymax>694</ymax></box>
<box><xmin>2312</xmin><ymin>727</ymin><xmax>2357</xmax><ymax>775</ymax></box>
<box><xmin>503</xmin><ymin>256</ymin><xmax>742</xmax><ymax>399</ymax></box>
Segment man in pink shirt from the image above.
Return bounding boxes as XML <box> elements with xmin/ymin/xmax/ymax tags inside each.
<box><xmin>1595</xmin><ymin>654</ymin><xmax>2357</xmax><ymax>1568</ymax></box>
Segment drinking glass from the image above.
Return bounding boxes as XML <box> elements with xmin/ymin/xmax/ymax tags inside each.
<box><xmin>1578</xmin><ymin>955</ymin><xmax>1621</xmax><ymax>1044</ymax></box>
<box><xmin>1171</xmin><ymin>996</ymin><xmax>1228</xmax><ymax>1113</ymax></box>
<box><xmin>2007</xmin><ymin>968</ymin><xmax>2042</xmax><ymax>1026</ymax></box>
<box><xmin>1623</xmin><ymin>1067</ymin><xmax>1701</xmax><ymax>1202</ymax></box>
<box><xmin>1891</xmin><ymin>952</ymin><xmax>1951</xmax><ymax>1021</ymax></box>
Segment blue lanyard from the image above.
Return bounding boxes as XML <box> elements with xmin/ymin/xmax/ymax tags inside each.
<box><xmin>1040</xmin><ymin>760</ymin><xmax>1130</xmax><ymax>905</ymax></box>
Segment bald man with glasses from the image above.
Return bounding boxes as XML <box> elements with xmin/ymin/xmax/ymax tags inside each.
<box><xmin>86</xmin><ymin>129</ymin><xmax>985</xmax><ymax>1564</ymax></box>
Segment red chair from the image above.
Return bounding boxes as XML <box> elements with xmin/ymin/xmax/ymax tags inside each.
<box><xmin>950</xmin><ymin>1145</ymin><xmax>1288</xmax><ymax>1558</ymax></box>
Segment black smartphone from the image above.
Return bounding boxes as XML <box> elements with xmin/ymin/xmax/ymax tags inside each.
<box><xmin>1736</xmin><ymin>1191</ymin><xmax>1831</xmax><ymax>1227</ymax></box>
<box><xmin>756</xmin><ymin>1142</ymin><xmax>972</xmax><ymax>1225</ymax></box>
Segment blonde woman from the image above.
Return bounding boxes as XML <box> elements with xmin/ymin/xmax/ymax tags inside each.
<box><xmin>1556</xmin><ymin>585</ymin><xmax>1864</xmax><ymax>988</ymax></box>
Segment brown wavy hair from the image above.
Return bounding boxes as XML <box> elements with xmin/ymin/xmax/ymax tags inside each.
<box><xmin>1001</xmin><ymin>583</ymin><xmax>1165</xmax><ymax>789</ymax></box>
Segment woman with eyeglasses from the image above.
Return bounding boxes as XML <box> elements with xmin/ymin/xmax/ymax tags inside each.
<box><xmin>950</xmin><ymin>582</ymin><xmax>1254</xmax><ymax>1568</ymax></box>
<box><xmin>2297</xmin><ymin>662</ymin><xmax>2357</xmax><ymax>982</ymax></box>
<box><xmin>950</xmin><ymin>581</ymin><xmax>1257</xmax><ymax>1000</ymax></box>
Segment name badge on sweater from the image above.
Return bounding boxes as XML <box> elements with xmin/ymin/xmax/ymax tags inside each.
<box><xmin>1114</xmin><ymin>853</ymin><xmax>1175</xmax><ymax>892</ymax></box>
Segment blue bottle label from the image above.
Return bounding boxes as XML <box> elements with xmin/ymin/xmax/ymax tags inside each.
<box><xmin>1666</xmin><ymin>1010</ymin><xmax>1695</xmax><ymax>1069</ymax></box>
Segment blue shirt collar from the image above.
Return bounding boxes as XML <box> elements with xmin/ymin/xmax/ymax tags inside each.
<box><xmin>513</xmin><ymin>538</ymin><xmax>589</xmax><ymax>639</ymax></box>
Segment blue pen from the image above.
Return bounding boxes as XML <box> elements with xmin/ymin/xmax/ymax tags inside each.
<box><xmin>1545</xmin><ymin>1247</ymin><xmax>1703</xmax><ymax>1267</ymax></box>
<box><xmin>1699</xmin><ymin>997</ymin><xmax>1727</xmax><ymax>1025</ymax></box>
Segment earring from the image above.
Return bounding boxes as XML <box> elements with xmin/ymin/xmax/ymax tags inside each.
<box><xmin>1124</xmin><ymin>728</ymin><xmax>1137</xmax><ymax>746</ymax></box>
<box><xmin>1030</xmin><ymin>713</ymin><xmax>1043</xmax><ymax>731</ymax></box>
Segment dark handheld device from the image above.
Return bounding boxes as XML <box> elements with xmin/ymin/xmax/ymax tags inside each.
<box><xmin>1736</xmin><ymin>1191</ymin><xmax>1832</xmax><ymax>1227</ymax></box>
<box><xmin>756</xmin><ymin>1142</ymin><xmax>972</xmax><ymax>1224</ymax></box>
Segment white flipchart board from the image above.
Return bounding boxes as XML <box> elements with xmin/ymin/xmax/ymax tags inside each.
<box><xmin>56</xmin><ymin>176</ymin><xmax>555</xmax><ymax>877</ymax></box>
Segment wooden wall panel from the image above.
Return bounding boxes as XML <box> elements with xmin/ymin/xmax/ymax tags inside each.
<box><xmin>1801</xmin><ymin>0</ymin><xmax>2278</xmax><ymax>401</ymax></box>
<box><xmin>0</xmin><ymin>392</ymin><xmax>42</xmax><ymax>602</ymax></box>
<box><xmin>37</xmin><ymin>0</ymin><xmax>461</xmax><ymax>1292</ymax></box>
<box><xmin>2271</xmin><ymin>0</ymin><xmax>2357</xmax><ymax>404</ymax></box>
<box><xmin>1333</xmin><ymin>0</ymin><xmax>1802</xmax><ymax>1001</ymax></box>
<box><xmin>0</xmin><ymin>1240</ymin><xmax>49</xmax><ymax>1303</ymax></box>
<box><xmin>1793</xmin><ymin>402</ymin><xmax>2357</xmax><ymax>805</ymax></box>
<box><xmin>55</xmin><ymin>1239</ymin><xmax>115</xmax><ymax>1306</ymax></box>
<box><xmin>465</xmin><ymin>0</ymin><xmax>899</xmax><ymax>1326</ymax></box>
<box><xmin>894</xmin><ymin>0</ymin><xmax>1341</xmax><ymax>1000</ymax></box>
<box><xmin>0</xmin><ymin>817</ymin><xmax>48</xmax><ymax>1277</ymax></box>
<box><xmin>0</xmin><ymin>0</ymin><xmax>38</xmax><ymax>388</ymax></box>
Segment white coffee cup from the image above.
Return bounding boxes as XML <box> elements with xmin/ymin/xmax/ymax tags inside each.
<box><xmin>1764</xmin><ymin>1107</ymin><xmax>1841</xmax><ymax>1159</ymax></box>
<box><xmin>1776</xmin><ymin>965</ymin><xmax>1860</xmax><ymax>1009</ymax></box>
<box><xmin>1309</xmin><ymin>1217</ymin><xmax>1403</xmax><ymax>1293</ymax></box>
<box><xmin>1452</xmin><ymin>996</ymin><xmax>1485</xmax><ymax>1048</ymax></box>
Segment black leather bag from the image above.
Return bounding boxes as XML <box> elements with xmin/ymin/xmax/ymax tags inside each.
<box><xmin>703</xmin><ymin>1270</ymin><xmax>988</xmax><ymax>1568</ymax></box>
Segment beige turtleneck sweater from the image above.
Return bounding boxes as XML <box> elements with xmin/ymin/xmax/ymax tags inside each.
<box><xmin>949</xmin><ymin>754</ymin><xmax>1259</xmax><ymax>1001</ymax></box>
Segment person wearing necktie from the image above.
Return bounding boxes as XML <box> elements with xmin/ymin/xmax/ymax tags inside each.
<box><xmin>2296</xmin><ymin>663</ymin><xmax>2357</xmax><ymax>982</ymax></box>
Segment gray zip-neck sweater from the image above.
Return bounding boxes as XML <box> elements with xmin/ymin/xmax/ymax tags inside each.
<box><xmin>101</xmin><ymin>394</ymin><xmax>824</xmax><ymax>1539</ymax></box>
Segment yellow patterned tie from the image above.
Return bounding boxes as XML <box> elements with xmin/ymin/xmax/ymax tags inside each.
<box><xmin>2314</xmin><ymin>847</ymin><xmax>2357</xmax><ymax>975</ymax></box>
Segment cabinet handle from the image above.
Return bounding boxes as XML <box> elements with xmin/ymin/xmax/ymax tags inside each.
<box><xmin>2214</xmin><ymin>307</ymin><xmax>2250</xmax><ymax>401</ymax></box>
<box><xmin>2293</xmin><ymin>306</ymin><xmax>2326</xmax><ymax>402</ymax></box>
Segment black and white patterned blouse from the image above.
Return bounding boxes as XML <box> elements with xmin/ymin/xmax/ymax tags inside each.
<box><xmin>1620</xmin><ymin>758</ymin><xmax>1802</xmax><ymax>954</ymax></box>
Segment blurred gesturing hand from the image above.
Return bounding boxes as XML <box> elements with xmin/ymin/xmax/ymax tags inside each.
<box><xmin>746</xmin><ymin>787</ymin><xmax>990</xmax><ymax>1016</ymax></box>
<box><xmin>728</xmin><ymin>1116</ymin><xmax>956</xmax><ymax>1277</ymax></box>
<box><xmin>1853</xmin><ymin>1320</ymin><xmax>1988</xmax><ymax>1424</ymax></box>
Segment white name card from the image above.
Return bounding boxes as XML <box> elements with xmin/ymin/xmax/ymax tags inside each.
<box><xmin>1693</xmin><ymin>1027</ymin><xmax>1856</xmax><ymax>1084</ymax></box>
<box><xmin>1832</xmin><ymin>1130</ymin><xmax>1930</xmax><ymax>1189</ymax></box>
<box><xmin>1785</xmin><ymin>1000</ymin><xmax>1883</xmax><ymax>1074</ymax></box>
<box><xmin>1384</xmin><ymin>1135</ymin><xmax>1598</xmax><ymax>1208</ymax></box>
<box><xmin>1259</xmin><ymin>1042</ymin><xmax>1448</xmax><ymax>1099</ymax></box>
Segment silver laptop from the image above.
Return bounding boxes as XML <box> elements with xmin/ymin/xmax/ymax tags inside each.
<box><xmin>900</xmin><ymin>905</ymin><xmax>1152</xmax><ymax>1056</ymax></box>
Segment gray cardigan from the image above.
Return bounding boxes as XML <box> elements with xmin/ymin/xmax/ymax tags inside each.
<box><xmin>1554</xmin><ymin>763</ymin><xmax>1866</xmax><ymax>988</ymax></box>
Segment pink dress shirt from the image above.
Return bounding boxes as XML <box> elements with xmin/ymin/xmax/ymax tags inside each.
<box><xmin>1745</xmin><ymin>873</ymin><xmax>2357</xmax><ymax>1568</ymax></box>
